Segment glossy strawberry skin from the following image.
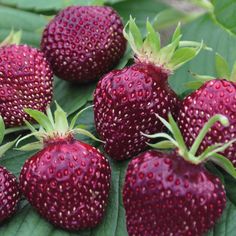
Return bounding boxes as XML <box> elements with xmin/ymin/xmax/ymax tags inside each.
<box><xmin>19</xmin><ymin>138</ymin><xmax>111</xmax><ymax>230</ymax></box>
<box><xmin>94</xmin><ymin>63</ymin><xmax>179</xmax><ymax>160</ymax></box>
<box><xmin>0</xmin><ymin>45</ymin><xmax>53</xmax><ymax>127</ymax></box>
<box><xmin>123</xmin><ymin>150</ymin><xmax>226</xmax><ymax>236</ymax></box>
<box><xmin>41</xmin><ymin>6</ymin><xmax>126</xmax><ymax>83</ymax></box>
<box><xmin>0</xmin><ymin>166</ymin><xmax>20</xmax><ymax>222</ymax></box>
<box><xmin>178</xmin><ymin>79</ymin><xmax>236</xmax><ymax>167</ymax></box>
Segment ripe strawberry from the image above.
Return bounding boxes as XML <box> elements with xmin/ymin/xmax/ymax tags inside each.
<box><xmin>178</xmin><ymin>54</ymin><xmax>236</xmax><ymax>167</ymax></box>
<box><xmin>41</xmin><ymin>6</ymin><xmax>126</xmax><ymax>83</ymax></box>
<box><xmin>94</xmin><ymin>18</ymin><xmax>202</xmax><ymax>160</ymax></box>
<box><xmin>0</xmin><ymin>116</ymin><xmax>20</xmax><ymax>222</ymax></box>
<box><xmin>0</xmin><ymin>166</ymin><xmax>20</xmax><ymax>223</ymax></box>
<box><xmin>123</xmin><ymin>114</ymin><xmax>236</xmax><ymax>236</ymax></box>
<box><xmin>19</xmin><ymin>104</ymin><xmax>111</xmax><ymax>230</ymax></box>
<box><xmin>0</xmin><ymin>32</ymin><xmax>53</xmax><ymax>127</ymax></box>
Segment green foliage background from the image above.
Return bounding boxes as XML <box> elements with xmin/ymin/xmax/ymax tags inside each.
<box><xmin>0</xmin><ymin>0</ymin><xmax>236</xmax><ymax>235</ymax></box>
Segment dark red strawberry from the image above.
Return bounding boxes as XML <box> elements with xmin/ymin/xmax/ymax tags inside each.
<box><xmin>94</xmin><ymin>18</ymin><xmax>202</xmax><ymax>160</ymax></box>
<box><xmin>123</xmin><ymin>114</ymin><xmax>236</xmax><ymax>236</ymax></box>
<box><xmin>0</xmin><ymin>166</ymin><xmax>20</xmax><ymax>223</ymax></box>
<box><xmin>19</xmin><ymin>104</ymin><xmax>111</xmax><ymax>230</ymax></box>
<box><xmin>178</xmin><ymin>54</ymin><xmax>236</xmax><ymax>167</ymax></box>
<box><xmin>0</xmin><ymin>116</ymin><xmax>20</xmax><ymax>222</ymax></box>
<box><xmin>41</xmin><ymin>6</ymin><xmax>126</xmax><ymax>83</ymax></box>
<box><xmin>0</xmin><ymin>35</ymin><xmax>53</xmax><ymax>127</ymax></box>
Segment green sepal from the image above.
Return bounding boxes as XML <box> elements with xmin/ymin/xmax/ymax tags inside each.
<box><xmin>209</xmin><ymin>154</ymin><xmax>236</xmax><ymax>179</ymax></box>
<box><xmin>147</xmin><ymin>140</ymin><xmax>175</xmax><ymax>149</ymax></box>
<box><xmin>179</xmin><ymin>41</ymin><xmax>212</xmax><ymax>51</ymax></box>
<box><xmin>159</xmin><ymin>35</ymin><xmax>182</xmax><ymax>67</ymax></box>
<box><xmin>141</xmin><ymin>132</ymin><xmax>178</xmax><ymax>147</ymax></box>
<box><xmin>123</xmin><ymin>16</ymin><xmax>203</xmax><ymax>73</ymax></box>
<box><xmin>171</xmin><ymin>41</ymin><xmax>203</xmax><ymax>70</ymax></box>
<box><xmin>168</xmin><ymin>114</ymin><xmax>188</xmax><ymax>155</ymax></box>
<box><xmin>0</xmin><ymin>116</ymin><xmax>5</xmax><ymax>145</ymax></box>
<box><xmin>54</xmin><ymin>102</ymin><xmax>69</xmax><ymax>134</ymax></box>
<box><xmin>0</xmin><ymin>136</ymin><xmax>20</xmax><ymax>157</ymax></box>
<box><xmin>189</xmin><ymin>114</ymin><xmax>229</xmax><ymax>156</ymax></box>
<box><xmin>70</xmin><ymin>105</ymin><xmax>94</xmax><ymax>130</ymax></box>
<box><xmin>24</xmin><ymin>108</ymin><xmax>53</xmax><ymax>132</ymax></box>
<box><xmin>73</xmin><ymin>128</ymin><xmax>105</xmax><ymax>143</ymax></box>
<box><xmin>0</xmin><ymin>30</ymin><xmax>22</xmax><ymax>47</ymax></box>
<box><xmin>215</xmin><ymin>53</ymin><xmax>230</xmax><ymax>79</ymax></box>
<box><xmin>172</xmin><ymin>22</ymin><xmax>181</xmax><ymax>42</ymax></box>
<box><xmin>16</xmin><ymin>141</ymin><xmax>43</xmax><ymax>151</ymax></box>
<box><xmin>186</xmin><ymin>72</ymin><xmax>215</xmax><ymax>90</ymax></box>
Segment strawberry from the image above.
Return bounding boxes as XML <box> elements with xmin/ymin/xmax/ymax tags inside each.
<box><xmin>0</xmin><ymin>116</ymin><xmax>20</xmax><ymax>223</ymax></box>
<box><xmin>41</xmin><ymin>5</ymin><xmax>126</xmax><ymax>83</ymax></box>
<box><xmin>94</xmin><ymin>18</ymin><xmax>202</xmax><ymax>160</ymax></box>
<box><xmin>123</xmin><ymin>114</ymin><xmax>236</xmax><ymax>236</ymax></box>
<box><xmin>0</xmin><ymin>166</ymin><xmax>20</xmax><ymax>223</ymax></box>
<box><xmin>18</xmin><ymin>104</ymin><xmax>111</xmax><ymax>230</ymax></box>
<box><xmin>0</xmin><ymin>32</ymin><xmax>53</xmax><ymax>127</ymax></box>
<box><xmin>178</xmin><ymin>54</ymin><xmax>236</xmax><ymax>167</ymax></box>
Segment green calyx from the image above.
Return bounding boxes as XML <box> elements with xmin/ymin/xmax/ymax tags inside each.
<box><xmin>186</xmin><ymin>53</ymin><xmax>236</xmax><ymax>89</ymax></box>
<box><xmin>123</xmin><ymin>16</ymin><xmax>205</xmax><ymax>73</ymax></box>
<box><xmin>142</xmin><ymin>114</ymin><xmax>236</xmax><ymax>179</ymax></box>
<box><xmin>17</xmin><ymin>102</ymin><xmax>103</xmax><ymax>151</ymax></box>
<box><xmin>0</xmin><ymin>116</ymin><xmax>19</xmax><ymax>157</ymax></box>
<box><xmin>0</xmin><ymin>30</ymin><xmax>22</xmax><ymax>47</ymax></box>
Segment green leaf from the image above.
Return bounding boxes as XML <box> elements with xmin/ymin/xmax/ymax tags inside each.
<box><xmin>0</xmin><ymin>0</ymin><xmax>122</xmax><ymax>12</ymax></box>
<box><xmin>170</xmin><ymin>13</ymin><xmax>236</xmax><ymax>95</ymax></box>
<box><xmin>205</xmin><ymin>201</ymin><xmax>236</xmax><ymax>236</ymax></box>
<box><xmin>54</xmin><ymin>78</ymin><xmax>96</xmax><ymax>116</ymax></box>
<box><xmin>212</xmin><ymin>0</ymin><xmax>236</xmax><ymax>35</ymax></box>
<box><xmin>113</xmin><ymin>0</ymin><xmax>168</xmax><ymax>33</ymax></box>
<box><xmin>230</xmin><ymin>61</ymin><xmax>236</xmax><ymax>82</ymax></box>
<box><xmin>1</xmin><ymin>1</ymin><xmax>236</xmax><ymax>235</ymax></box>
<box><xmin>215</xmin><ymin>53</ymin><xmax>230</xmax><ymax>79</ymax></box>
<box><xmin>0</xmin><ymin>6</ymin><xmax>47</xmax><ymax>47</ymax></box>
<box><xmin>153</xmin><ymin>8</ymin><xmax>201</xmax><ymax>30</ymax></box>
<box><xmin>224</xmin><ymin>174</ymin><xmax>236</xmax><ymax>206</ymax></box>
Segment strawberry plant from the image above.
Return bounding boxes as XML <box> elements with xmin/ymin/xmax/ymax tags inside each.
<box><xmin>0</xmin><ymin>0</ymin><xmax>235</xmax><ymax>235</ymax></box>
